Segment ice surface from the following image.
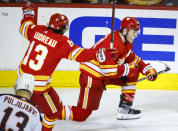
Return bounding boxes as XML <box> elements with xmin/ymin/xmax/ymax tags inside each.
<box><xmin>1</xmin><ymin>88</ymin><xmax>178</xmax><ymax>131</ymax></box>
<box><xmin>54</xmin><ymin>88</ymin><xmax>178</xmax><ymax>131</ymax></box>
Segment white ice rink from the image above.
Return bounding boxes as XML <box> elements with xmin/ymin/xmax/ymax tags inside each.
<box><xmin>1</xmin><ymin>88</ymin><xmax>178</xmax><ymax>131</ymax></box>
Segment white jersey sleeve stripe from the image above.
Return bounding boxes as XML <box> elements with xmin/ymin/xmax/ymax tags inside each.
<box><xmin>21</xmin><ymin>21</ymin><xmax>33</xmax><ymax>38</ymax></box>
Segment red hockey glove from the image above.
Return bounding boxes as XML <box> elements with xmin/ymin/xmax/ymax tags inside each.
<box><xmin>117</xmin><ymin>63</ymin><xmax>139</xmax><ymax>78</ymax></box>
<box><xmin>96</xmin><ymin>48</ymin><xmax>118</xmax><ymax>63</ymax></box>
<box><xmin>22</xmin><ymin>1</ymin><xmax>35</xmax><ymax>18</ymax></box>
<box><xmin>142</xmin><ymin>64</ymin><xmax>157</xmax><ymax>81</ymax></box>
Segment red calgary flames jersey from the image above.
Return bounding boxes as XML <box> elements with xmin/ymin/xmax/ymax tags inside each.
<box><xmin>80</xmin><ymin>31</ymin><xmax>146</xmax><ymax>79</ymax></box>
<box><xmin>19</xmin><ymin>17</ymin><xmax>95</xmax><ymax>92</ymax></box>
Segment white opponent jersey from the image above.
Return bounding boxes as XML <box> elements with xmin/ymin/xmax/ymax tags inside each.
<box><xmin>0</xmin><ymin>94</ymin><xmax>42</xmax><ymax>131</ymax></box>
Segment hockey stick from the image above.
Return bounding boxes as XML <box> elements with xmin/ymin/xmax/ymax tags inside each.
<box><xmin>103</xmin><ymin>0</ymin><xmax>116</xmax><ymax>91</ymax></box>
<box><xmin>137</xmin><ymin>61</ymin><xmax>171</xmax><ymax>82</ymax></box>
<box><xmin>110</xmin><ymin>0</ymin><xmax>116</xmax><ymax>49</ymax></box>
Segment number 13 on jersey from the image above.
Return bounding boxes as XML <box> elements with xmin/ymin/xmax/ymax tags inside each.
<box><xmin>23</xmin><ymin>41</ymin><xmax>48</xmax><ymax>71</ymax></box>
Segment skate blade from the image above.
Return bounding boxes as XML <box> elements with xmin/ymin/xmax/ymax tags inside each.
<box><xmin>117</xmin><ymin>114</ymin><xmax>141</xmax><ymax>120</ymax></box>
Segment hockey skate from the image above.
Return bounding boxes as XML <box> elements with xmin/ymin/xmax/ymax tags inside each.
<box><xmin>117</xmin><ymin>96</ymin><xmax>141</xmax><ymax>120</ymax></box>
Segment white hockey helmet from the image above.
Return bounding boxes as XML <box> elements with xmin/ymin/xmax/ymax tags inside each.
<box><xmin>16</xmin><ymin>73</ymin><xmax>35</xmax><ymax>94</ymax></box>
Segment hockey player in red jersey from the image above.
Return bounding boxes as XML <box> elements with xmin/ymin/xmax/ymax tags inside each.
<box><xmin>18</xmin><ymin>2</ymin><xmax>117</xmax><ymax>130</ymax></box>
<box><xmin>58</xmin><ymin>17</ymin><xmax>158</xmax><ymax>121</ymax></box>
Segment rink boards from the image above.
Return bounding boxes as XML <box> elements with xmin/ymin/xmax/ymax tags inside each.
<box><xmin>0</xmin><ymin>5</ymin><xmax>178</xmax><ymax>73</ymax></box>
<box><xmin>0</xmin><ymin>71</ymin><xmax>177</xmax><ymax>91</ymax></box>
<box><xmin>0</xmin><ymin>4</ymin><xmax>178</xmax><ymax>90</ymax></box>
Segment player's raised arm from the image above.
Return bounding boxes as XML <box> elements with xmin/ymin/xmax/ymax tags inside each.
<box><xmin>19</xmin><ymin>1</ymin><xmax>36</xmax><ymax>40</ymax></box>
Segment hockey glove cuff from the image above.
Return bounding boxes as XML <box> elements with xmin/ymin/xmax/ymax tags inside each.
<box><xmin>142</xmin><ymin>64</ymin><xmax>157</xmax><ymax>81</ymax></box>
<box><xmin>96</xmin><ymin>48</ymin><xmax>118</xmax><ymax>63</ymax></box>
<box><xmin>22</xmin><ymin>1</ymin><xmax>35</xmax><ymax>18</ymax></box>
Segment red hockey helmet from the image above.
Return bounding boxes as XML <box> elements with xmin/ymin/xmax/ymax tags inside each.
<box><xmin>49</xmin><ymin>13</ymin><xmax>69</xmax><ymax>30</ymax></box>
<box><xmin>120</xmin><ymin>17</ymin><xmax>140</xmax><ymax>31</ymax></box>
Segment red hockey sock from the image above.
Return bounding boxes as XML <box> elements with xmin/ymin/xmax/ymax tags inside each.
<box><xmin>71</xmin><ymin>106</ymin><xmax>92</xmax><ymax>122</ymax></box>
<box><xmin>58</xmin><ymin>105</ymin><xmax>92</xmax><ymax>122</ymax></box>
<box><xmin>122</xmin><ymin>91</ymin><xmax>135</xmax><ymax>103</ymax></box>
<box><xmin>42</xmin><ymin>126</ymin><xmax>52</xmax><ymax>131</ymax></box>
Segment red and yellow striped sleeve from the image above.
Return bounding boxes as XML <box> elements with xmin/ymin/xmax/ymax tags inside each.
<box><xmin>19</xmin><ymin>18</ymin><xmax>34</xmax><ymax>40</ymax></box>
<box><xmin>80</xmin><ymin>60</ymin><xmax>119</xmax><ymax>79</ymax></box>
<box><xmin>68</xmin><ymin>47</ymin><xmax>96</xmax><ymax>62</ymax></box>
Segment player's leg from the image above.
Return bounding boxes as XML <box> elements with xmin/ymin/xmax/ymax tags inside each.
<box><xmin>104</xmin><ymin>67</ymin><xmax>140</xmax><ymax>120</ymax></box>
<box><xmin>117</xmin><ymin>84</ymin><xmax>141</xmax><ymax>120</ymax></box>
<box><xmin>58</xmin><ymin>72</ymin><xmax>105</xmax><ymax>122</ymax></box>
<box><xmin>117</xmin><ymin>68</ymin><xmax>141</xmax><ymax>120</ymax></box>
<box><xmin>31</xmin><ymin>87</ymin><xmax>62</xmax><ymax>130</ymax></box>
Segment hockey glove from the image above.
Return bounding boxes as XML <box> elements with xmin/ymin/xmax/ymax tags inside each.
<box><xmin>22</xmin><ymin>1</ymin><xmax>35</xmax><ymax>18</ymax></box>
<box><xmin>117</xmin><ymin>63</ymin><xmax>139</xmax><ymax>79</ymax></box>
<box><xmin>142</xmin><ymin>64</ymin><xmax>157</xmax><ymax>81</ymax></box>
<box><xmin>96</xmin><ymin>48</ymin><xmax>118</xmax><ymax>63</ymax></box>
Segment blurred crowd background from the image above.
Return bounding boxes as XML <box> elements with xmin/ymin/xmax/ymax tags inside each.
<box><xmin>0</xmin><ymin>0</ymin><xmax>178</xmax><ymax>6</ymax></box>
